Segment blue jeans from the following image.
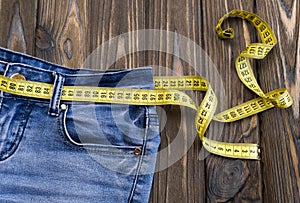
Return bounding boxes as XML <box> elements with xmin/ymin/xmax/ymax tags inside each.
<box><xmin>0</xmin><ymin>47</ymin><xmax>160</xmax><ymax>203</ymax></box>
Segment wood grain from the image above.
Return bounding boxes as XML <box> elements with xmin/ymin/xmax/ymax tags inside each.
<box><xmin>0</xmin><ymin>0</ymin><xmax>37</xmax><ymax>54</ymax></box>
<box><xmin>0</xmin><ymin>0</ymin><xmax>299</xmax><ymax>202</ymax></box>
<box><xmin>257</xmin><ymin>1</ymin><xmax>300</xmax><ymax>202</ymax></box>
<box><xmin>201</xmin><ymin>1</ymin><xmax>263</xmax><ymax>202</ymax></box>
<box><xmin>36</xmin><ymin>0</ymin><xmax>86</xmax><ymax>67</ymax></box>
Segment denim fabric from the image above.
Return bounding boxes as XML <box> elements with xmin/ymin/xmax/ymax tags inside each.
<box><xmin>0</xmin><ymin>47</ymin><xmax>160</xmax><ymax>203</ymax></box>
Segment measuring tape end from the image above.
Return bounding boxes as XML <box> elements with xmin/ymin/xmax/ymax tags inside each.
<box><xmin>217</xmin><ymin>28</ymin><xmax>235</xmax><ymax>39</ymax></box>
<box><xmin>257</xmin><ymin>145</ymin><xmax>262</xmax><ymax>160</ymax></box>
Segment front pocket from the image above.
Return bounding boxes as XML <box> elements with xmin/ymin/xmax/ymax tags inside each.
<box><xmin>57</xmin><ymin>103</ymin><xmax>148</xmax><ymax>155</ymax></box>
<box><xmin>0</xmin><ymin>98</ymin><xmax>32</xmax><ymax>161</ymax></box>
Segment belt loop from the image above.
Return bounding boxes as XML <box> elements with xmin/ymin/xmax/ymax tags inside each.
<box><xmin>48</xmin><ymin>72</ymin><xmax>65</xmax><ymax>116</ymax></box>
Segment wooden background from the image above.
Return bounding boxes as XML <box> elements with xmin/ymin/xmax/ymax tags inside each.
<box><xmin>0</xmin><ymin>0</ymin><xmax>299</xmax><ymax>202</ymax></box>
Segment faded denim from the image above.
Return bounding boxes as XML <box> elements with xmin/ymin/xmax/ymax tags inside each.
<box><xmin>0</xmin><ymin>47</ymin><xmax>160</xmax><ymax>203</ymax></box>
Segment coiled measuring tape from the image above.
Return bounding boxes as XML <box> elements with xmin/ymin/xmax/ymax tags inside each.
<box><xmin>0</xmin><ymin>10</ymin><xmax>293</xmax><ymax>160</ymax></box>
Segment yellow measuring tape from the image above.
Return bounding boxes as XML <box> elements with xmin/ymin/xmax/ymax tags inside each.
<box><xmin>0</xmin><ymin>10</ymin><xmax>293</xmax><ymax>160</ymax></box>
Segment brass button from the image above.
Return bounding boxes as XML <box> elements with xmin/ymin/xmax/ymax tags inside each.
<box><xmin>10</xmin><ymin>73</ymin><xmax>26</xmax><ymax>80</ymax></box>
<box><xmin>60</xmin><ymin>104</ymin><xmax>67</xmax><ymax>110</ymax></box>
<box><xmin>134</xmin><ymin>147</ymin><xmax>142</xmax><ymax>155</ymax></box>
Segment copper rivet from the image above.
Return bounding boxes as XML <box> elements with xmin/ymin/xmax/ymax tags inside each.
<box><xmin>10</xmin><ymin>73</ymin><xmax>26</xmax><ymax>80</ymax></box>
<box><xmin>134</xmin><ymin>147</ymin><xmax>142</xmax><ymax>155</ymax></box>
<box><xmin>60</xmin><ymin>104</ymin><xmax>67</xmax><ymax>110</ymax></box>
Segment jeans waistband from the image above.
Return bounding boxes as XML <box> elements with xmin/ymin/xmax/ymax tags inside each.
<box><xmin>0</xmin><ymin>47</ymin><xmax>154</xmax><ymax>116</ymax></box>
<box><xmin>0</xmin><ymin>47</ymin><xmax>154</xmax><ymax>89</ymax></box>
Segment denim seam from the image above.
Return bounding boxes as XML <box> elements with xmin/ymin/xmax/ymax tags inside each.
<box><xmin>0</xmin><ymin>95</ymin><xmax>50</xmax><ymax>103</ymax></box>
<box><xmin>0</xmin><ymin>63</ymin><xmax>10</xmax><ymax>112</ymax></box>
<box><xmin>0</xmin><ymin>97</ymin><xmax>3</xmax><ymax>113</ymax></box>
<box><xmin>56</xmin><ymin>109</ymin><xmax>141</xmax><ymax>156</ymax></box>
<box><xmin>3</xmin><ymin>62</ymin><xmax>53</xmax><ymax>74</ymax></box>
<box><xmin>0</xmin><ymin>101</ymin><xmax>31</xmax><ymax>161</ymax></box>
<box><xmin>3</xmin><ymin>62</ymin><xmax>151</xmax><ymax>78</ymax></box>
<box><xmin>128</xmin><ymin>106</ymin><xmax>149</xmax><ymax>202</ymax></box>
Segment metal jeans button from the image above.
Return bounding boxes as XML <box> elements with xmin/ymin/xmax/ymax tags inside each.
<box><xmin>134</xmin><ymin>147</ymin><xmax>142</xmax><ymax>155</ymax></box>
<box><xmin>60</xmin><ymin>104</ymin><xmax>67</xmax><ymax>110</ymax></box>
<box><xmin>10</xmin><ymin>73</ymin><xmax>26</xmax><ymax>80</ymax></box>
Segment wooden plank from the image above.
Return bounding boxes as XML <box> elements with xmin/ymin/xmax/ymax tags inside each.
<box><xmin>257</xmin><ymin>1</ymin><xmax>300</xmax><ymax>202</ymax></box>
<box><xmin>201</xmin><ymin>1</ymin><xmax>263</xmax><ymax>202</ymax></box>
<box><xmin>0</xmin><ymin>0</ymin><xmax>37</xmax><ymax>54</ymax></box>
<box><xmin>84</xmin><ymin>0</ymin><xmax>147</xmax><ymax>70</ymax></box>
<box><xmin>0</xmin><ymin>0</ymin><xmax>299</xmax><ymax>202</ymax></box>
<box><xmin>36</xmin><ymin>0</ymin><xmax>86</xmax><ymax>67</ymax></box>
<box><xmin>147</xmin><ymin>0</ymin><xmax>207</xmax><ymax>202</ymax></box>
